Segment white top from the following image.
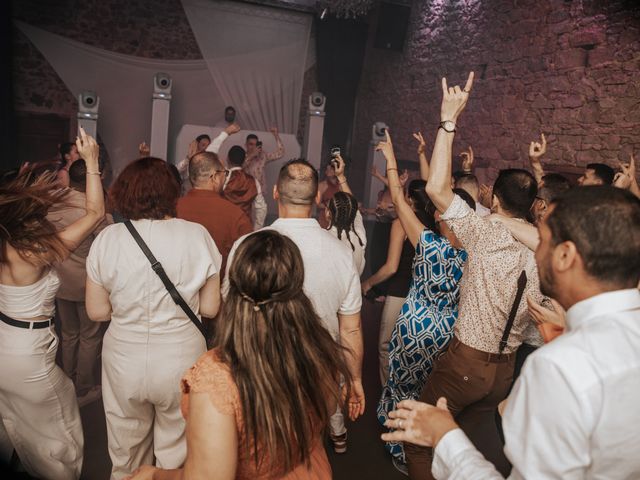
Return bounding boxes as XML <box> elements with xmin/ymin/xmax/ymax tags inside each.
<box><xmin>329</xmin><ymin>211</ymin><xmax>367</xmax><ymax>276</ymax></box>
<box><xmin>87</xmin><ymin>218</ymin><xmax>222</xmax><ymax>343</ymax></box>
<box><xmin>433</xmin><ymin>289</ymin><xmax>640</xmax><ymax>480</ymax></box>
<box><xmin>0</xmin><ymin>269</ymin><xmax>60</xmax><ymax>320</ymax></box>
<box><xmin>475</xmin><ymin>202</ymin><xmax>491</xmax><ymax>217</ymax></box>
<box><xmin>224</xmin><ymin>218</ymin><xmax>362</xmax><ymax>339</ymax></box>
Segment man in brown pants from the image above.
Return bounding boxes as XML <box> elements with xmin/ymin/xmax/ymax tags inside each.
<box><xmin>400</xmin><ymin>72</ymin><xmax>546</xmax><ymax>479</ymax></box>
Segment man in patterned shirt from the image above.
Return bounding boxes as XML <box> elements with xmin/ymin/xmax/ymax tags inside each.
<box><xmin>242</xmin><ymin>128</ymin><xmax>285</xmax><ymax>190</ymax></box>
<box><xmin>402</xmin><ymin>72</ymin><xmax>546</xmax><ymax>479</ymax></box>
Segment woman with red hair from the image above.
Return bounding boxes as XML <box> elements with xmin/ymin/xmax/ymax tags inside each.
<box><xmin>86</xmin><ymin>156</ymin><xmax>222</xmax><ymax>479</ymax></box>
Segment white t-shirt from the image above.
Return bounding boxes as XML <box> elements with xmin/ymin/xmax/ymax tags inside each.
<box><xmin>87</xmin><ymin>218</ymin><xmax>222</xmax><ymax>343</ymax></box>
<box><xmin>224</xmin><ymin>218</ymin><xmax>362</xmax><ymax>339</ymax></box>
<box><xmin>329</xmin><ymin>211</ymin><xmax>367</xmax><ymax>276</ymax></box>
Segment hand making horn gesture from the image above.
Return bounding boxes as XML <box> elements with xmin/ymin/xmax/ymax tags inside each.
<box><xmin>460</xmin><ymin>146</ymin><xmax>474</xmax><ymax>172</ymax></box>
<box><xmin>529</xmin><ymin>133</ymin><xmax>547</xmax><ymax>159</ymax></box>
<box><xmin>440</xmin><ymin>71</ymin><xmax>475</xmax><ymax>124</ymax></box>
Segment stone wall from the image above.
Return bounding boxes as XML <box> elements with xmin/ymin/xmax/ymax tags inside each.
<box><xmin>351</xmin><ymin>0</ymin><xmax>640</xmax><ymax>191</ymax></box>
<box><xmin>12</xmin><ymin>0</ymin><xmax>316</xmax><ymax>143</ymax></box>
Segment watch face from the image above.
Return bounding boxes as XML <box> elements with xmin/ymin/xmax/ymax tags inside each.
<box><xmin>442</xmin><ymin>120</ymin><xmax>456</xmax><ymax>132</ymax></box>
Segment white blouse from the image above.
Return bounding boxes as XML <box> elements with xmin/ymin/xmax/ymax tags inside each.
<box><xmin>0</xmin><ymin>269</ymin><xmax>60</xmax><ymax>320</ymax></box>
<box><xmin>87</xmin><ymin>218</ymin><xmax>222</xmax><ymax>343</ymax></box>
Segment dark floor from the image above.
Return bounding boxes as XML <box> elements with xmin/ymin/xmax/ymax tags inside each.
<box><xmin>13</xmin><ymin>298</ymin><xmax>508</xmax><ymax>479</ymax></box>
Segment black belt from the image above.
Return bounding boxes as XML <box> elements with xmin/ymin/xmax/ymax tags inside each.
<box><xmin>0</xmin><ymin>311</ymin><xmax>54</xmax><ymax>329</ymax></box>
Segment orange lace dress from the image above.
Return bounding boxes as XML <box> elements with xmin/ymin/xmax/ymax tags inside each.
<box><xmin>181</xmin><ymin>350</ymin><xmax>332</xmax><ymax>479</ymax></box>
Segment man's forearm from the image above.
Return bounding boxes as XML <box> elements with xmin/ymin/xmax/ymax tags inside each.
<box><xmin>426</xmin><ymin>128</ymin><xmax>456</xmax><ymax>213</ymax></box>
<box><xmin>340</xmin><ymin>325</ymin><xmax>364</xmax><ymax>380</ymax></box>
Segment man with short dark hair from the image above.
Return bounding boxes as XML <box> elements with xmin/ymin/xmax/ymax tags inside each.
<box><xmin>177</xmin><ymin>151</ymin><xmax>252</xmax><ymax>272</ymax></box>
<box><xmin>578</xmin><ymin>162</ymin><xmax>615</xmax><ymax>185</ymax></box>
<box><xmin>402</xmin><ymin>73</ymin><xmax>547</xmax><ymax>479</ymax></box>
<box><xmin>383</xmin><ymin>185</ymin><xmax>640</xmax><ymax>479</ymax></box>
<box><xmin>532</xmin><ymin>173</ymin><xmax>572</xmax><ymax>224</ymax></box>
<box><xmin>224</xmin><ymin>158</ymin><xmax>365</xmax><ymax>454</ymax></box>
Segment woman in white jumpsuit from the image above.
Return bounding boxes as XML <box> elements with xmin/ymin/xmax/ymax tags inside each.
<box><xmin>0</xmin><ymin>128</ymin><xmax>104</xmax><ymax>479</ymax></box>
<box><xmin>85</xmin><ymin>157</ymin><xmax>221</xmax><ymax>479</ymax></box>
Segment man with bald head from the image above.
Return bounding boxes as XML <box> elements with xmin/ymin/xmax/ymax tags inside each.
<box><xmin>224</xmin><ymin>158</ymin><xmax>366</xmax><ymax>453</ymax></box>
<box><xmin>177</xmin><ymin>151</ymin><xmax>252</xmax><ymax>270</ymax></box>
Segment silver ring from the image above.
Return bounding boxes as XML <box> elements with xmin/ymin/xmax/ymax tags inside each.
<box><xmin>398</xmin><ymin>420</ymin><xmax>404</xmax><ymax>429</ymax></box>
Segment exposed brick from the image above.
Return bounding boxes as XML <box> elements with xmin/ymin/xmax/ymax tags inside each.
<box><xmin>352</xmin><ymin>0</ymin><xmax>640</xmax><ymax>188</ymax></box>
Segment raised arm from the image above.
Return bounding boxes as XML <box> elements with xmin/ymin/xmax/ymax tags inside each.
<box><xmin>265</xmin><ymin>126</ymin><xmax>285</xmax><ymax>162</ymax></box>
<box><xmin>206</xmin><ymin>123</ymin><xmax>241</xmax><ymax>155</ymax></box>
<box><xmin>371</xmin><ymin>165</ymin><xmax>389</xmax><ymax>187</ymax></box>
<box><xmin>333</xmin><ymin>154</ymin><xmax>353</xmax><ymax>195</ymax></box>
<box><xmin>361</xmin><ymin>219</ymin><xmax>404</xmax><ymax>294</ymax></box>
<box><xmin>375</xmin><ymin>131</ymin><xmax>426</xmax><ymax>247</ymax></box>
<box><xmin>426</xmin><ymin>72</ymin><xmax>474</xmax><ymax>213</ymax></box>
<box><xmin>339</xmin><ymin>311</ymin><xmax>365</xmax><ymax>421</ymax></box>
<box><xmin>56</xmin><ymin>128</ymin><xmax>105</xmax><ymax>256</ymax></box>
<box><xmin>528</xmin><ymin>133</ymin><xmax>547</xmax><ymax>185</ymax></box>
<box><xmin>413</xmin><ymin>132</ymin><xmax>430</xmax><ymax>181</ymax></box>
<box><xmin>489</xmin><ymin>215</ymin><xmax>540</xmax><ymax>251</ymax></box>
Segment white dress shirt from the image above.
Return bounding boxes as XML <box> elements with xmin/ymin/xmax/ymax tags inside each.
<box><xmin>432</xmin><ymin>288</ymin><xmax>640</xmax><ymax>479</ymax></box>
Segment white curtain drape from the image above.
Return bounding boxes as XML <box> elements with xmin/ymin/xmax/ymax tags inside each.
<box><xmin>16</xmin><ymin>21</ymin><xmax>226</xmax><ymax>176</ymax></box>
<box><xmin>181</xmin><ymin>0</ymin><xmax>312</xmax><ymax>134</ymax></box>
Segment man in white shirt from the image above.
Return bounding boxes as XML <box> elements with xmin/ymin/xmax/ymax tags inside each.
<box><xmin>224</xmin><ymin>158</ymin><xmax>365</xmax><ymax>453</ymax></box>
<box><xmin>382</xmin><ymin>185</ymin><xmax>640</xmax><ymax>479</ymax></box>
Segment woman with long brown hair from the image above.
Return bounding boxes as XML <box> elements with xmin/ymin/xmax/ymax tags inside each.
<box><xmin>129</xmin><ymin>230</ymin><xmax>353</xmax><ymax>480</ymax></box>
<box><xmin>0</xmin><ymin>128</ymin><xmax>104</xmax><ymax>479</ymax></box>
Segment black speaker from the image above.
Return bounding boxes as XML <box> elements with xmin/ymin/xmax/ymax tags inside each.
<box><xmin>373</xmin><ymin>2</ymin><xmax>411</xmax><ymax>52</ymax></box>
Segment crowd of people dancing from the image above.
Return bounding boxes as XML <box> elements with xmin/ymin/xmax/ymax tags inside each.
<box><xmin>1</xmin><ymin>71</ymin><xmax>639</xmax><ymax>480</ymax></box>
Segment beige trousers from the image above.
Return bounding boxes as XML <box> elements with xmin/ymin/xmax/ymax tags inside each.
<box><xmin>56</xmin><ymin>298</ymin><xmax>105</xmax><ymax>395</ymax></box>
<box><xmin>0</xmin><ymin>321</ymin><xmax>83</xmax><ymax>479</ymax></box>
<box><xmin>102</xmin><ymin>329</ymin><xmax>206</xmax><ymax>479</ymax></box>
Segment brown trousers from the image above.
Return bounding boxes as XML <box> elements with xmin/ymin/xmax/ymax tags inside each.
<box><xmin>405</xmin><ymin>337</ymin><xmax>516</xmax><ymax>480</ymax></box>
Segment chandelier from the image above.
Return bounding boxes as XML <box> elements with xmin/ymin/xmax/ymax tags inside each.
<box><xmin>318</xmin><ymin>0</ymin><xmax>376</xmax><ymax>19</ymax></box>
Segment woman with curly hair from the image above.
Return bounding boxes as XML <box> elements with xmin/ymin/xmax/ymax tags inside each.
<box><xmin>0</xmin><ymin>128</ymin><xmax>104</xmax><ymax>479</ymax></box>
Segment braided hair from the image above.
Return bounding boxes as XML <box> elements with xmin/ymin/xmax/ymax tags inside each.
<box><xmin>327</xmin><ymin>191</ymin><xmax>364</xmax><ymax>251</ymax></box>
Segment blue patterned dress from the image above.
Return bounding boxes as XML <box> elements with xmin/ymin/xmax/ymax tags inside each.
<box><xmin>377</xmin><ymin>228</ymin><xmax>467</xmax><ymax>464</ymax></box>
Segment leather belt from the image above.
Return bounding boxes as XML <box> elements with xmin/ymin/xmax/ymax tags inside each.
<box><xmin>0</xmin><ymin>311</ymin><xmax>54</xmax><ymax>329</ymax></box>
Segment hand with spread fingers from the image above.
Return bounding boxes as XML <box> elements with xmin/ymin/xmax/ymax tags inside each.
<box><xmin>413</xmin><ymin>132</ymin><xmax>427</xmax><ymax>155</ymax></box>
<box><xmin>440</xmin><ymin>71</ymin><xmax>475</xmax><ymax>123</ymax></box>
<box><xmin>381</xmin><ymin>398</ymin><xmax>458</xmax><ymax>448</ymax></box>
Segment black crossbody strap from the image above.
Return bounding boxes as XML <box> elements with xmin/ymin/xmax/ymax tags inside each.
<box><xmin>499</xmin><ymin>270</ymin><xmax>528</xmax><ymax>354</ymax></box>
<box><xmin>124</xmin><ymin>220</ymin><xmax>206</xmax><ymax>338</ymax></box>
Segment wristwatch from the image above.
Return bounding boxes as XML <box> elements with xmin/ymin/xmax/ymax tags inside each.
<box><xmin>439</xmin><ymin>120</ymin><xmax>456</xmax><ymax>133</ymax></box>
